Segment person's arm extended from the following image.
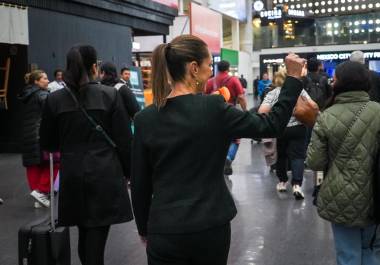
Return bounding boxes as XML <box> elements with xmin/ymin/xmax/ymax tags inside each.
<box><xmin>234</xmin><ymin>78</ymin><xmax>247</xmax><ymax>111</ymax></box>
<box><xmin>237</xmin><ymin>94</ymin><xmax>247</xmax><ymax>111</ymax></box>
<box><xmin>223</xmin><ymin>54</ymin><xmax>305</xmax><ymax>139</ymax></box>
<box><xmin>223</xmin><ymin>77</ymin><xmax>302</xmax><ymax>139</ymax></box>
<box><xmin>258</xmin><ymin>104</ymin><xmax>271</xmax><ymax>114</ymax></box>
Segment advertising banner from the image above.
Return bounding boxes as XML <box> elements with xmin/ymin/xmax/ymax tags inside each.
<box><xmin>152</xmin><ymin>0</ymin><xmax>178</xmax><ymax>8</ymax></box>
<box><xmin>190</xmin><ymin>3</ymin><xmax>222</xmax><ymax>54</ymax></box>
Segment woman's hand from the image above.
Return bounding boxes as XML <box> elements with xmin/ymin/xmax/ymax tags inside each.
<box><xmin>285</xmin><ymin>53</ymin><xmax>306</xmax><ymax>79</ymax></box>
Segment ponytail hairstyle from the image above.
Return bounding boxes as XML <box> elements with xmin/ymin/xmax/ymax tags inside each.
<box><xmin>326</xmin><ymin>61</ymin><xmax>370</xmax><ymax>107</ymax></box>
<box><xmin>25</xmin><ymin>70</ymin><xmax>46</xmax><ymax>85</ymax></box>
<box><xmin>151</xmin><ymin>35</ymin><xmax>209</xmax><ymax>108</ymax></box>
<box><xmin>64</xmin><ymin>45</ymin><xmax>97</xmax><ymax>90</ymax></box>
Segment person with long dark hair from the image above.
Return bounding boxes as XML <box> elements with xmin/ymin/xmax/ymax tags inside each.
<box><xmin>131</xmin><ymin>35</ymin><xmax>306</xmax><ymax>265</ymax></box>
<box><xmin>19</xmin><ymin>70</ymin><xmax>59</xmax><ymax>208</ymax></box>
<box><xmin>40</xmin><ymin>45</ymin><xmax>133</xmax><ymax>265</ymax></box>
<box><xmin>307</xmin><ymin>61</ymin><xmax>380</xmax><ymax>265</ymax></box>
<box><xmin>99</xmin><ymin>62</ymin><xmax>140</xmax><ymax>119</ymax></box>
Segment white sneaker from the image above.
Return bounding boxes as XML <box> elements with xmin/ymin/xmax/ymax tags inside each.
<box><xmin>30</xmin><ymin>190</ymin><xmax>50</xmax><ymax>207</ymax></box>
<box><xmin>34</xmin><ymin>202</ymin><xmax>42</xmax><ymax>208</ymax></box>
<box><xmin>276</xmin><ymin>182</ymin><xmax>288</xmax><ymax>192</ymax></box>
<box><xmin>292</xmin><ymin>185</ymin><xmax>305</xmax><ymax>200</ymax></box>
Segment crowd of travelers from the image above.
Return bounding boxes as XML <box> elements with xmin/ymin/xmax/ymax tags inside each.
<box><xmin>17</xmin><ymin>34</ymin><xmax>380</xmax><ymax>265</ymax></box>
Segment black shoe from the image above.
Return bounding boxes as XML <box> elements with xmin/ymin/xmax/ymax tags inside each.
<box><xmin>224</xmin><ymin>159</ymin><xmax>233</xmax><ymax>175</ymax></box>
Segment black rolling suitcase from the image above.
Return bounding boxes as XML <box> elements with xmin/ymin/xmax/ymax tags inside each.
<box><xmin>18</xmin><ymin>153</ymin><xmax>71</xmax><ymax>265</ymax></box>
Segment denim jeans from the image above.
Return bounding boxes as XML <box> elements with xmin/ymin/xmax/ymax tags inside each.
<box><xmin>276</xmin><ymin>125</ymin><xmax>307</xmax><ymax>186</ymax></box>
<box><xmin>227</xmin><ymin>142</ymin><xmax>239</xmax><ymax>162</ymax></box>
<box><xmin>332</xmin><ymin>223</ymin><xmax>380</xmax><ymax>265</ymax></box>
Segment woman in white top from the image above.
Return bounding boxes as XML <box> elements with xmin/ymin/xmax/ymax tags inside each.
<box><xmin>259</xmin><ymin>68</ymin><xmax>311</xmax><ymax>199</ymax></box>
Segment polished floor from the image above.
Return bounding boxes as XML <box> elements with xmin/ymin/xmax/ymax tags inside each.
<box><xmin>0</xmin><ymin>140</ymin><xmax>336</xmax><ymax>265</ymax></box>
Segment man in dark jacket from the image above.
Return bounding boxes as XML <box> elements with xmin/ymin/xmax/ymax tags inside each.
<box><xmin>303</xmin><ymin>58</ymin><xmax>332</xmax><ymax>111</ymax></box>
<box><xmin>239</xmin><ymin>74</ymin><xmax>247</xmax><ymax>89</ymax></box>
<box><xmin>350</xmin><ymin>50</ymin><xmax>380</xmax><ymax>103</ymax></box>
<box><xmin>100</xmin><ymin>62</ymin><xmax>140</xmax><ymax>119</ymax></box>
<box><xmin>253</xmin><ymin>75</ymin><xmax>259</xmax><ymax>100</ymax></box>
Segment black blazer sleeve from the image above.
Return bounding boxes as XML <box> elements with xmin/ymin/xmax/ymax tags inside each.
<box><xmin>131</xmin><ymin>116</ymin><xmax>153</xmax><ymax>236</ymax></box>
<box><xmin>222</xmin><ymin>76</ymin><xmax>303</xmax><ymax>139</ymax></box>
<box><xmin>111</xmin><ymin>91</ymin><xmax>133</xmax><ymax>177</ymax></box>
<box><xmin>119</xmin><ymin>85</ymin><xmax>141</xmax><ymax>119</ymax></box>
<box><xmin>40</xmin><ymin>95</ymin><xmax>59</xmax><ymax>152</ymax></box>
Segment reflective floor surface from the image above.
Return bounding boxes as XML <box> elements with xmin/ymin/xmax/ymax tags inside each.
<box><xmin>0</xmin><ymin>139</ymin><xmax>336</xmax><ymax>265</ymax></box>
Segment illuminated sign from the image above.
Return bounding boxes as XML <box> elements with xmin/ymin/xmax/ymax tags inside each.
<box><xmin>287</xmin><ymin>9</ymin><xmax>305</xmax><ymax>17</ymax></box>
<box><xmin>260</xmin><ymin>9</ymin><xmax>282</xmax><ymax>19</ymax></box>
<box><xmin>253</xmin><ymin>1</ymin><xmax>264</xmax><ymax>12</ymax></box>
<box><xmin>260</xmin><ymin>8</ymin><xmax>307</xmax><ymax>20</ymax></box>
<box><xmin>317</xmin><ymin>52</ymin><xmax>380</xmax><ymax>60</ymax></box>
<box><xmin>263</xmin><ymin>58</ymin><xmax>284</xmax><ymax>64</ymax></box>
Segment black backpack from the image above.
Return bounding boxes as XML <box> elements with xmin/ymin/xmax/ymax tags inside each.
<box><xmin>304</xmin><ymin>75</ymin><xmax>326</xmax><ymax>110</ymax></box>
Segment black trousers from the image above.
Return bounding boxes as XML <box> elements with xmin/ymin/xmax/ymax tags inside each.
<box><xmin>276</xmin><ymin>125</ymin><xmax>307</xmax><ymax>185</ymax></box>
<box><xmin>147</xmin><ymin>223</ymin><xmax>231</xmax><ymax>265</ymax></box>
<box><xmin>77</xmin><ymin>225</ymin><xmax>110</xmax><ymax>265</ymax></box>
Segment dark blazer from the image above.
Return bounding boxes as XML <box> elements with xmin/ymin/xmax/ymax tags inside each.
<box><xmin>131</xmin><ymin>77</ymin><xmax>303</xmax><ymax>236</ymax></box>
<box><xmin>40</xmin><ymin>82</ymin><xmax>133</xmax><ymax>227</ymax></box>
<box><xmin>119</xmin><ymin>84</ymin><xmax>141</xmax><ymax>119</ymax></box>
<box><xmin>19</xmin><ymin>85</ymin><xmax>49</xmax><ymax>167</ymax></box>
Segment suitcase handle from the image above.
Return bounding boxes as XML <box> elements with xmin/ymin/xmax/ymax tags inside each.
<box><xmin>49</xmin><ymin>153</ymin><xmax>56</xmax><ymax>231</ymax></box>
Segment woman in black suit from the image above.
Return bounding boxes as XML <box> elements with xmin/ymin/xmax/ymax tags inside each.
<box><xmin>40</xmin><ymin>45</ymin><xmax>133</xmax><ymax>265</ymax></box>
<box><xmin>131</xmin><ymin>35</ymin><xmax>306</xmax><ymax>265</ymax></box>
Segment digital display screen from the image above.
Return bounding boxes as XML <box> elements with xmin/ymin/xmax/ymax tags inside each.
<box><xmin>130</xmin><ymin>71</ymin><xmax>140</xmax><ymax>86</ymax></box>
<box><xmin>369</xmin><ymin>60</ymin><xmax>380</xmax><ymax>75</ymax></box>
<box><xmin>207</xmin><ymin>0</ymin><xmax>247</xmax><ymax>22</ymax></box>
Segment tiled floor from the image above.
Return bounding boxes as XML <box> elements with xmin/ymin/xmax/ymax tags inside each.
<box><xmin>0</xmin><ymin>140</ymin><xmax>336</xmax><ymax>265</ymax></box>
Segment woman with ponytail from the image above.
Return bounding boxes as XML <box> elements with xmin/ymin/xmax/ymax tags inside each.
<box><xmin>131</xmin><ymin>35</ymin><xmax>306</xmax><ymax>265</ymax></box>
<box><xmin>40</xmin><ymin>45</ymin><xmax>133</xmax><ymax>265</ymax></box>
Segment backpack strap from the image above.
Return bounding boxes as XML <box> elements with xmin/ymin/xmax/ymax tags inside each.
<box><xmin>114</xmin><ymin>83</ymin><xmax>124</xmax><ymax>90</ymax></box>
<box><xmin>329</xmin><ymin>102</ymin><xmax>370</xmax><ymax>166</ymax></box>
<box><xmin>64</xmin><ymin>86</ymin><xmax>117</xmax><ymax>149</ymax></box>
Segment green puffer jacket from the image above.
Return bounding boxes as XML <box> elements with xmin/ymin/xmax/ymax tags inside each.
<box><xmin>307</xmin><ymin>91</ymin><xmax>380</xmax><ymax>227</ymax></box>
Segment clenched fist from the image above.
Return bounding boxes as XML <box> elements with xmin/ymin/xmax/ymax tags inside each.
<box><xmin>285</xmin><ymin>53</ymin><xmax>306</xmax><ymax>79</ymax></box>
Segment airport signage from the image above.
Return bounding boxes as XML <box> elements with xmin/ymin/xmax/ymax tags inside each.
<box><xmin>287</xmin><ymin>9</ymin><xmax>305</xmax><ymax>17</ymax></box>
<box><xmin>260</xmin><ymin>9</ymin><xmax>282</xmax><ymax>20</ymax></box>
<box><xmin>317</xmin><ymin>51</ymin><xmax>380</xmax><ymax>60</ymax></box>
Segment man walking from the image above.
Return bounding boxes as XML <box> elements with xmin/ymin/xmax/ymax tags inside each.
<box><xmin>47</xmin><ymin>69</ymin><xmax>65</xmax><ymax>92</ymax></box>
<box><xmin>206</xmin><ymin>60</ymin><xmax>247</xmax><ymax>175</ymax></box>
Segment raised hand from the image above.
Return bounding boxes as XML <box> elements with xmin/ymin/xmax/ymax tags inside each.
<box><xmin>285</xmin><ymin>53</ymin><xmax>306</xmax><ymax>79</ymax></box>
